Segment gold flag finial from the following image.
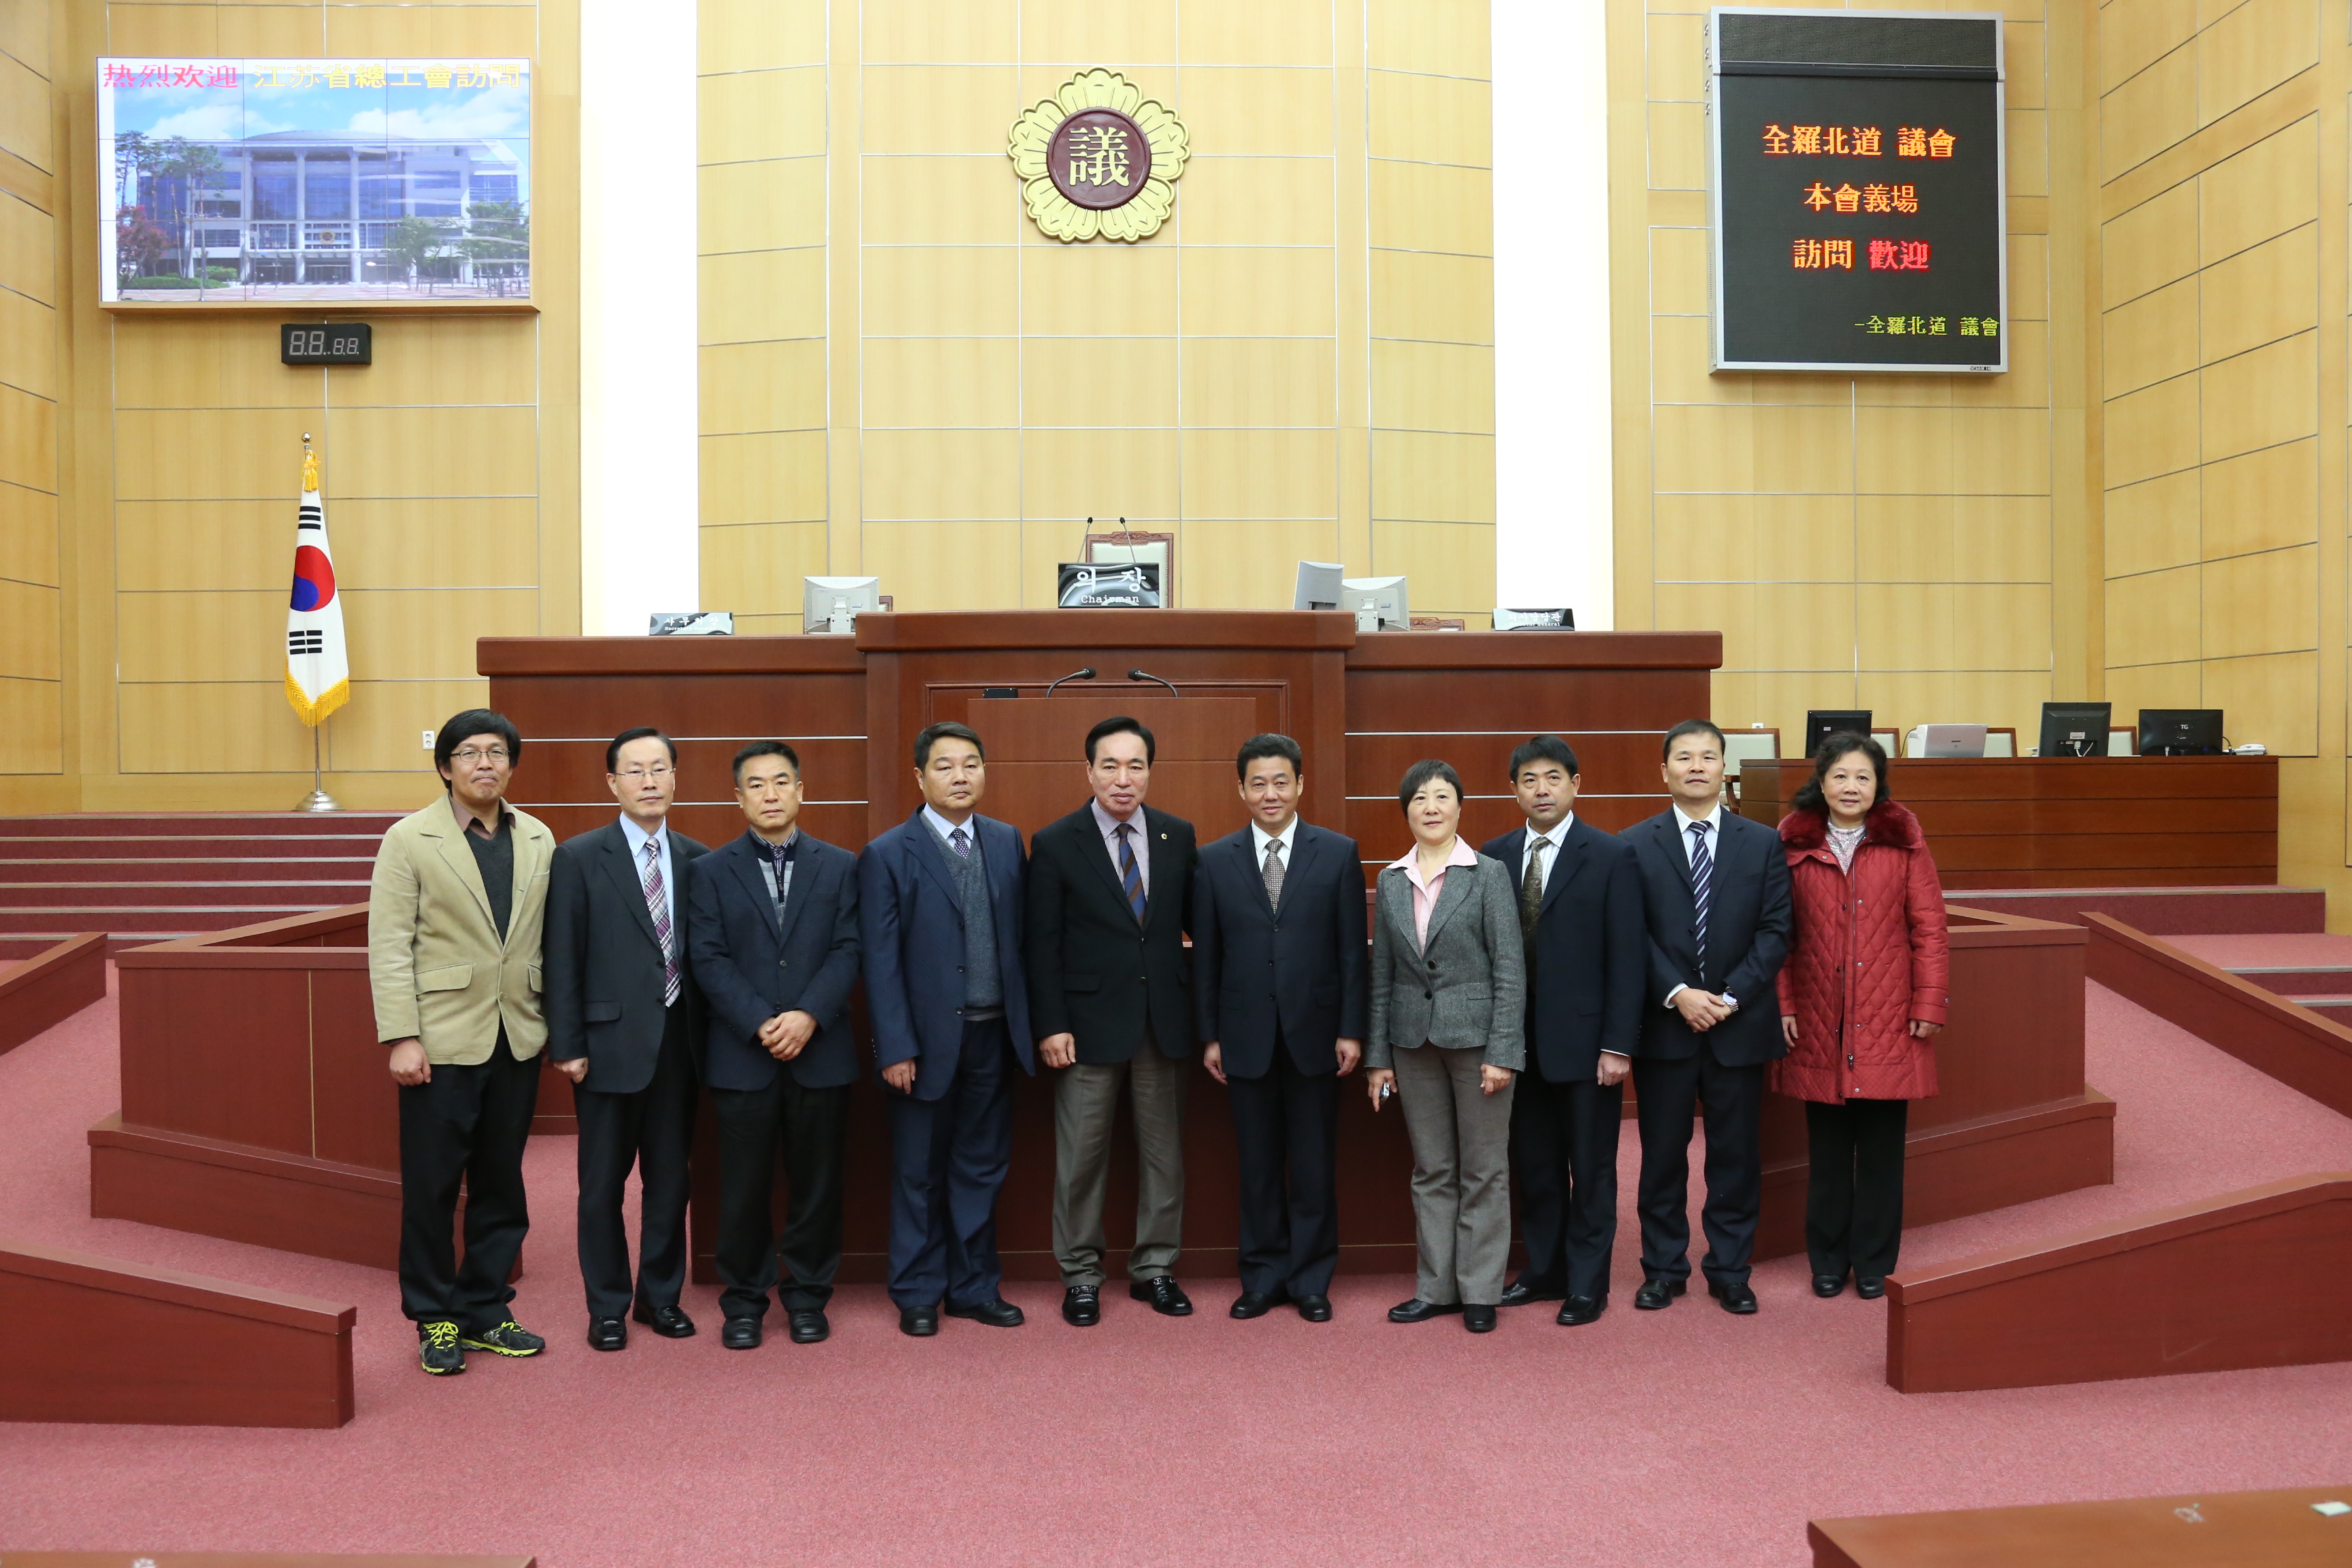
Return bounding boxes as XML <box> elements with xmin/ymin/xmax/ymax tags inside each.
<box><xmin>301</xmin><ymin>431</ymin><xmax>318</xmax><ymax>491</ymax></box>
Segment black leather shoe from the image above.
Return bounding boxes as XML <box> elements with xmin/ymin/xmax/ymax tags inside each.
<box><xmin>1709</xmin><ymin>1279</ymin><xmax>1759</xmax><ymax>1314</ymax></box>
<box><xmin>1130</xmin><ymin>1276</ymin><xmax>1193</xmax><ymax>1316</ymax></box>
<box><xmin>1294</xmin><ymin>1294</ymin><xmax>1332</xmax><ymax>1322</ymax></box>
<box><xmin>1556</xmin><ymin>1294</ymin><xmax>1605</xmax><ymax>1326</ymax></box>
<box><xmin>787</xmin><ymin>1309</ymin><xmax>830</xmax><ymax>1343</ymax></box>
<box><xmin>945</xmin><ymin>1297</ymin><xmax>1025</xmax><ymax>1327</ymax></box>
<box><xmin>1230</xmin><ymin>1289</ymin><xmax>1284</xmax><ymax>1319</ymax></box>
<box><xmin>632</xmin><ymin>1303</ymin><xmax>696</xmax><ymax>1339</ymax></box>
<box><xmin>1062</xmin><ymin>1286</ymin><xmax>1100</xmax><ymax>1326</ymax></box>
<box><xmin>1813</xmin><ymin>1273</ymin><xmax>1848</xmax><ymax>1298</ymax></box>
<box><xmin>587</xmin><ymin>1317</ymin><xmax>627</xmax><ymax>1352</ymax></box>
<box><xmin>1463</xmin><ymin>1305</ymin><xmax>1498</xmax><ymax>1333</ymax></box>
<box><xmin>721</xmin><ymin>1316</ymin><xmax>762</xmax><ymax>1350</ymax></box>
<box><xmin>1388</xmin><ymin>1297</ymin><xmax>1464</xmax><ymax>1324</ymax></box>
<box><xmin>899</xmin><ymin>1304</ymin><xmax>940</xmax><ymax>1337</ymax></box>
<box><xmin>1500</xmin><ymin>1280</ymin><xmax>1565</xmax><ymax>1307</ymax></box>
<box><xmin>1856</xmin><ymin>1276</ymin><xmax>1886</xmax><ymax>1300</ymax></box>
<box><xmin>1633</xmin><ymin>1277</ymin><xmax>1687</xmax><ymax>1311</ymax></box>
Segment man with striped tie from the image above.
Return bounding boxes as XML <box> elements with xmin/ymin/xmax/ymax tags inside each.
<box><xmin>1026</xmin><ymin>716</ymin><xmax>1201</xmax><ymax>1327</ymax></box>
<box><xmin>545</xmin><ymin>727</ymin><xmax>712</xmax><ymax>1352</ymax></box>
<box><xmin>1627</xmin><ymin>719</ymin><xmax>1793</xmax><ymax>1316</ymax></box>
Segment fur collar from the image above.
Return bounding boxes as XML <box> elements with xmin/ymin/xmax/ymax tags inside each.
<box><xmin>1779</xmin><ymin>798</ymin><xmax>1922</xmax><ymax>853</ymax></box>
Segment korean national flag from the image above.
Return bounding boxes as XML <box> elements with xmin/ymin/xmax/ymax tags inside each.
<box><xmin>284</xmin><ymin>448</ymin><xmax>350</xmax><ymax>726</ymax></box>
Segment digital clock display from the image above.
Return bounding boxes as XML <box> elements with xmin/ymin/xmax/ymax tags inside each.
<box><xmin>280</xmin><ymin>323</ymin><xmax>372</xmax><ymax>365</ymax></box>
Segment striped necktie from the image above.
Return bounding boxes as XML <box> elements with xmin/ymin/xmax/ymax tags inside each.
<box><xmin>1687</xmin><ymin>820</ymin><xmax>1713</xmax><ymax>977</ymax></box>
<box><xmin>641</xmin><ymin>838</ymin><xmax>680</xmax><ymax>1007</ymax></box>
<box><xmin>1115</xmin><ymin>821</ymin><xmax>1146</xmax><ymax>924</ymax></box>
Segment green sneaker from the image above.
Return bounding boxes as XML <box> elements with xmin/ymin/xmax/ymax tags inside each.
<box><xmin>461</xmin><ymin>1318</ymin><xmax>546</xmax><ymax>1357</ymax></box>
<box><xmin>419</xmin><ymin>1320</ymin><xmax>466</xmax><ymax>1375</ymax></box>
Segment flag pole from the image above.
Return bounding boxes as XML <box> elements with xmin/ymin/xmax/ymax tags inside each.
<box><xmin>293</xmin><ymin>429</ymin><xmax>342</xmax><ymax>813</ymax></box>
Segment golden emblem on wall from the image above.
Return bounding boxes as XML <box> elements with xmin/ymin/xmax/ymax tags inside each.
<box><xmin>1007</xmin><ymin>69</ymin><xmax>1190</xmax><ymax>242</ymax></box>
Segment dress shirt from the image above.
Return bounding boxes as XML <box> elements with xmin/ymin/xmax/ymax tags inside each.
<box><xmin>1520</xmin><ymin>813</ymin><xmax>1575</xmax><ymax>895</ymax></box>
<box><xmin>1664</xmin><ymin>797</ymin><xmax>1734</xmax><ymax>1011</ymax></box>
<box><xmin>1249</xmin><ymin>815</ymin><xmax>1300</xmax><ymax>878</ymax></box>
<box><xmin>1091</xmin><ymin>797</ymin><xmax>1149</xmax><ymax>897</ymax></box>
<box><xmin>618</xmin><ymin>813</ymin><xmax>674</xmax><ymax>932</ymax></box>
<box><xmin>1389</xmin><ymin>836</ymin><xmax>1479</xmax><ymax>951</ymax></box>
<box><xmin>922</xmin><ymin>804</ymin><xmax>979</xmax><ymax>853</ymax></box>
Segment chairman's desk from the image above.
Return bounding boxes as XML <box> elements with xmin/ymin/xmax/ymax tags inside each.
<box><xmin>1736</xmin><ymin>755</ymin><xmax>2278</xmax><ymax>888</ymax></box>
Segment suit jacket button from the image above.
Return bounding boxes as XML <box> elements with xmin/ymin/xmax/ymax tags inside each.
<box><xmin>1424</xmin><ymin>990</ymin><xmax>1434</xmax><ymax>1000</ymax></box>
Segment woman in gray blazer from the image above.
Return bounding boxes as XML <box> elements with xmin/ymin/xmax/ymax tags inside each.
<box><xmin>1365</xmin><ymin>759</ymin><xmax>1526</xmax><ymax>1333</ymax></box>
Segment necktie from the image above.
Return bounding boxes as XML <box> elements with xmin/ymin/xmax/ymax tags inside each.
<box><xmin>1688</xmin><ymin>821</ymin><xmax>1713</xmax><ymax>977</ymax></box>
<box><xmin>1519</xmin><ymin>837</ymin><xmax>1547</xmax><ymax>941</ymax></box>
<box><xmin>1263</xmin><ymin>838</ymin><xmax>1286</xmax><ymax>910</ymax></box>
<box><xmin>951</xmin><ymin>826</ymin><xmax>970</xmax><ymax>858</ymax></box>
<box><xmin>641</xmin><ymin>838</ymin><xmax>680</xmax><ymax>1007</ymax></box>
<box><xmin>1115</xmin><ymin>822</ymin><xmax>1146</xmax><ymax>925</ymax></box>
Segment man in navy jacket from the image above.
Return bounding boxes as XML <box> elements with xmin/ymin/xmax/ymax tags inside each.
<box><xmin>685</xmin><ymin>740</ymin><xmax>862</xmax><ymax>1350</ymax></box>
<box><xmin>1482</xmin><ymin>735</ymin><xmax>1645</xmax><ymax>1326</ymax></box>
<box><xmin>858</xmin><ymin>721</ymin><xmax>1035</xmax><ymax>1337</ymax></box>
<box><xmin>1624</xmin><ymin>719</ymin><xmax>1793</xmax><ymax>1316</ymax></box>
<box><xmin>1192</xmin><ymin>733</ymin><xmax>1367</xmax><ymax>1322</ymax></box>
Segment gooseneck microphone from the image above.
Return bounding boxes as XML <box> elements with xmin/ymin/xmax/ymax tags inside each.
<box><xmin>1045</xmin><ymin>666</ymin><xmax>1098</xmax><ymax>696</ymax></box>
<box><xmin>1128</xmin><ymin>668</ymin><xmax>1179</xmax><ymax>697</ymax></box>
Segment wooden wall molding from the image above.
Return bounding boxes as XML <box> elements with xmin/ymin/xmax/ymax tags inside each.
<box><xmin>1885</xmin><ymin>1172</ymin><xmax>2352</xmax><ymax>1393</ymax></box>
<box><xmin>0</xmin><ymin>1237</ymin><xmax>355</xmax><ymax>1427</ymax></box>
<box><xmin>0</xmin><ymin>930</ymin><xmax>104</xmax><ymax>1054</ymax></box>
<box><xmin>2083</xmin><ymin>911</ymin><xmax>2352</xmax><ymax>1116</ymax></box>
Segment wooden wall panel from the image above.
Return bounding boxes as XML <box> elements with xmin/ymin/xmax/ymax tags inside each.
<box><xmin>0</xmin><ymin>5</ymin><xmax>57</xmax><ymax>778</ymax></box>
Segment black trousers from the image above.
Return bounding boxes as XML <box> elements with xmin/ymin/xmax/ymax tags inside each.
<box><xmin>709</xmin><ymin>1068</ymin><xmax>850</xmax><ymax>1321</ymax></box>
<box><xmin>571</xmin><ymin>1004</ymin><xmax>698</xmax><ymax>1321</ymax></box>
<box><xmin>1228</xmin><ymin>1037</ymin><xmax>1340</xmax><ymax>1298</ymax></box>
<box><xmin>397</xmin><ymin>1037</ymin><xmax>540</xmax><ymax>1332</ymax></box>
<box><xmin>1804</xmin><ymin>1096</ymin><xmax>1909</xmax><ymax>1281</ymax></box>
<box><xmin>1632</xmin><ymin>1051</ymin><xmax>1765</xmax><ymax>1288</ymax></box>
<box><xmin>1509</xmin><ymin>1070</ymin><xmax>1624</xmax><ymax>1301</ymax></box>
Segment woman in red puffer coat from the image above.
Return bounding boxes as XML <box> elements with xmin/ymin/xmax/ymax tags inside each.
<box><xmin>1774</xmin><ymin>732</ymin><xmax>1949</xmax><ymax>1302</ymax></box>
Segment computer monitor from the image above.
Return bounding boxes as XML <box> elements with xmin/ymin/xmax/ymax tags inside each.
<box><xmin>1341</xmin><ymin>575</ymin><xmax>1410</xmax><ymax>630</ymax></box>
<box><xmin>1803</xmin><ymin>710</ymin><xmax>1872</xmax><ymax>759</ymax></box>
<box><xmin>2038</xmin><ymin>701</ymin><xmax>2111</xmax><ymax>757</ymax></box>
<box><xmin>1294</xmin><ymin>561</ymin><xmax>1345</xmax><ymax>610</ymax></box>
<box><xmin>1906</xmin><ymin>723</ymin><xmax>1987</xmax><ymax>759</ymax></box>
<box><xmin>803</xmin><ymin>575</ymin><xmax>881</xmax><ymax>634</ymax></box>
<box><xmin>2139</xmin><ymin>708</ymin><xmax>2225</xmax><ymax>756</ymax></box>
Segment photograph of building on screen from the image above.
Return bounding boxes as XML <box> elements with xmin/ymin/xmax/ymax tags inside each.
<box><xmin>97</xmin><ymin>59</ymin><xmax>529</xmax><ymax>303</ymax></box>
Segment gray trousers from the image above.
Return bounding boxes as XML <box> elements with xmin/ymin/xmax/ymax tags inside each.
<box><xmin>1394</xmin><ymin>1044</ymin><xmax>1516</xmax><ymax>1306</ymax></box>
<box><xmin>1051</xmin><ymin>1045</ymin><xmax>1189</xmax><ymax>1286</ymax></box>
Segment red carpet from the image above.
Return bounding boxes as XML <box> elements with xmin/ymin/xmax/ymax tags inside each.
<box><xmin>2</xmin><ymin>967</ymin><xmax>2349</xmax><ymax>1566</ymax></box>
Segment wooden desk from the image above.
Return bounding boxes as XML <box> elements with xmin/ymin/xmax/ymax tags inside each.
<box><xmin>1811</xmin><ymin>1485</ymin><xmax>2352</xmax><ymax>1567</ymax></box>
<box><xmin>1736</xmin><ymin>755</ymin><xmax>2278</xmax><ymax>888</ymax></box>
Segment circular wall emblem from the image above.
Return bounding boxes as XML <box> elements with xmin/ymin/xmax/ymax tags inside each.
<box><xmin>1009</xmin><ymin>69</ymin><xmax>1190</xmax><ymax>242</ymax></box>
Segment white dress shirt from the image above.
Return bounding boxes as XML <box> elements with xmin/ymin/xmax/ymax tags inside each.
<box><xmin>1519</xmin><ymin>813</ymin><xmax>1574</xmax><ymax>895</ymax></box>
<box><xmin>1092</xmin><ymin>797</ymin><xmax>1149</xmax><ymax>896</ymax></box>
<box><xmin>1664</xmin><ymin>798</ymin><xmax>1735</xmax><ymax>1011</ymax></box>
<box><xmin>1250</xmin><ymin>815</ymin><xmax>1300</xmax><ymax>877</ymax></box>
<box><xmin>618</xmin><ymin>813</ymin><xmax>673</xmax><ymax>930</ymax></box>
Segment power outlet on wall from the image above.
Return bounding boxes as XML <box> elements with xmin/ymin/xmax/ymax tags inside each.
<box><xmin>421</xmin><ymin>730</ymin><xmax>436</xmax><ymax>751</ymax></box>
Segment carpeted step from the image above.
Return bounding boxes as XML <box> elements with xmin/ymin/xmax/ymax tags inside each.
<box><xmin>0</xmin><ymin>857</ymin><xmax>376</xmax><ymax>883</ymax></box>
<box><xmin>0</xmin><ymin>931</ymin><xmax>201</xmax><ymax>960</ymax></box>
<box><xmin>0</xmin><ymin>880</ymin><xmax>368</xmax><ymax>907</ymax></box>
<box><xmin>2288</xmin><ymin>995</ymin><xmax>2352</xmax><ymax>1026</ymax></box>
<box><xmin>0</xmin><ymin>905</ymin><xmax>331</xmax><ymax>935</ymax></box>
<box><xmin>2226</xmin><ymin>964</ymin><xmax>2352</xmax><ymax>998</ymax></box>
<box><xmin>0</xmin><ymin>813</ymin><xmax>402</xmax><ymax>838</ymax></box>
<box><xmin>0</xmin><ymin>834</ymin><xmax>391</xmax><ymax>860</ymax></box>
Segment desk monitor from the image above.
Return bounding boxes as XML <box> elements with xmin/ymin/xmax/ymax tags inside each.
<box><xmin>2038</xmin><ymin>702</ymin><xmax>2110</xmax><ymax>757</ymax></box>
<box><xmin>1906</xmin><ymin>723</ymin><xmax>1987</xmax><ymax>758</ymax></box>
<box><xmin>1294</xmin><ymin>561</ymin><xmax>1345</xmax><ymax>610</ymax></box>
<box><xmin>803</xmin><ymin>575</ymin><xmax>881</xmax><ymax>634</ymax></box>
<box><xmin>1803</xmin><ymin>710</ymin><xmax>1872</xmax><ymax>759</ymax></box>
<box><xmin>1341</xmin><ymin>575</ymin><xmax>1410</xmax><ymax>630</ymax></box>
<box><xmin>2139</xmin><ymin>708</ymin><xmax>2225</xmax><ymax>756</ymax></box>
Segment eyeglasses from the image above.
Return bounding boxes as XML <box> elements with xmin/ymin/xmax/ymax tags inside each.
<box><xmin>449</xmin><ymin>747</ymin><xmax>511</xmax><ymax>766</ymax></box>
<box><xmin>615</xmin><ymin>765</ymin><xmax>674</xmax><ymax>781</ymax></box>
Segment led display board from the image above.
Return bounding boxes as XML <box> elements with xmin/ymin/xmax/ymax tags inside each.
<box><xmin>1708</xmin><ymin>10</ymin><xmax>2006</xmax><ymax>373</ymax></box>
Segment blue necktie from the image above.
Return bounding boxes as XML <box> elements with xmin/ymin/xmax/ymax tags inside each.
<box><xmin>1115</xmin><ymin>821</ymin><xmax>1146</xmax><ymax>925</ymax></box>
<box><xmin>1688</xmin><ymin>821</ymin><xmax>1713</xmax><ymax>977</ymax></box>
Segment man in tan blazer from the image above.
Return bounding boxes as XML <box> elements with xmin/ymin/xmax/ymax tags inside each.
<box><xmin>370</xmin><ymin>708</ymin><xmax>557</xmax><ymax>1376</ymax></box>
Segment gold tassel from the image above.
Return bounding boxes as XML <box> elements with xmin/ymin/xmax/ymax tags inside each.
<box><xmin>284</xmin><ymin>673</ymin><xmax>349</xmax><ymax>728</ymax></box>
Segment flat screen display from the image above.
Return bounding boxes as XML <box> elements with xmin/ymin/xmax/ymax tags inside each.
<box><xmin>98</xmin><ymin>57</ymin><xmax>530</xmax><ymax>304</ymax></box>
<box><xmin>1708</xmin><ymin>11</ymin><xmax>2005</xmax><ymax>373</ymax></box>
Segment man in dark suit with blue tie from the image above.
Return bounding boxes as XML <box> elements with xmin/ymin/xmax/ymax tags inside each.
<box><xmin>1482</xmin><ymin>735</ymin><xmax>1645</xmax><ymax>1326</ymax></box>
<box><xmin>685</xmin><ymin>740</ymin><xmax>862</xmax><ymax>1350</ymax></box>
<box><xmin>1192</xmin><ymin>733</ymin><xmax>1367</xmax><ymax>1322</ymax></box>
<box><xmin>858</xmin><ymin>721</ymin><xmax>1035</xmax><ymax>1337</ymax></box>
<box><xmin>544</xmin><ymin>727</ymin><xmax>710</xmax><ymax>1351</ymax></box>
<box><xmin>1625</xmin><ymin>719</ymin><xmax>1793</xmax><ymax>1315</ymax></box>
